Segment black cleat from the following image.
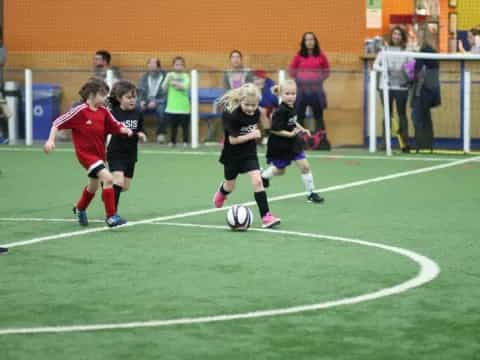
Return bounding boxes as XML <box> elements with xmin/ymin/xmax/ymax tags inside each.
<box><xmin>0</xmin><ymin>247</ymin><xmax>8</xmax><ymax>254</ymax></box>
<box><xmin>307</xmin><ymin>192</ymin><xmax>324</xmax><ymax>203</ymax></box>
<box><xmin>73</xmin><ymin>206</ymin><xmax>88</xmax><ymax>226</ymax></box>
<box><xmin>262</xmin><ymin>176</ymin><xmax>270</xmax><ymax>188</ymax></box>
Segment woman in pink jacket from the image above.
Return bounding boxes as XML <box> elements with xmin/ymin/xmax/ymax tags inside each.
<box><xmin>289</xmin><ymin>32</ymin><xmax>330</xmax><ymax>132</ymax></box>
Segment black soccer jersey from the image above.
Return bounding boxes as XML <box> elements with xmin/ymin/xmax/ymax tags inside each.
<box><xmin>219</xmin><ymin>107</ymin><xmax>260</xmax><ymax>165</ymax></box>
<box><xmin>266</xmin><ymin>103</ymin><xmax>304</xmax><ymax>160</ymax></box>
<box><xmin>107</xmin><ymin>107</ymin><xmax>144</xmax><ymax>162</ymax></box>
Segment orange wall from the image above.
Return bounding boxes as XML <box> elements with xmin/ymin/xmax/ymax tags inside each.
<box><xmin>5</xmin><ymin>0</ymin><xmax>367</xmax><ymax>54</ymax></box>
<box><xmin>382</xmin><ymin>0</ymin><xmax>413</xmax><ymax>34</ymax></box>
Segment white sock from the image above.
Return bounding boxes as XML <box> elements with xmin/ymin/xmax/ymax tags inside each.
<box><xmin>262</xmin><ymin>166</ymin><xmax>275</xmax><ymax>179</ymax></box>
<box><xmin>301</xmin><ymin>172</ymin><xmax>315</xmax><ymax>194</ymax></box>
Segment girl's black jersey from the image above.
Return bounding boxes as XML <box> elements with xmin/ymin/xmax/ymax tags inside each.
<box><xmin>219</xmin><ymin>107</ymin><xmax>260</xmax><ymax>165</ymax></box>
<box><xmin>107</xmin><ymin>106</ymin><xmax>144</xmax><ymax>162</ymax></box>
<box><xmin>266</xmin><ymin>103</ymin><xmax>304</xmax><ymax>160</ymax></box>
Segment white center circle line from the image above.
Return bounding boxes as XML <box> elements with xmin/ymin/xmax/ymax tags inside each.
<box><xmin>0</xmin><ymin>223</ymin><xmax>440</xmax><ymax>336</ymax></box>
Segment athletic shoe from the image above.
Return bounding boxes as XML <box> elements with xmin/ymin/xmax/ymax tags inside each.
<box><xmin>73</xmin><ymin>206</ymin><xmax>88</xmax><ymax>226</ymax></box>
<box><xmin>213</xmin><ymin>191</ymin><xmax>227</xmax><ymax>208</ymax></box>
<box><xmin>0</xmin><ymin>247</ymin><xmax>8</xmax><ymax>254</ymax></box>
<box><xmin>307</xmin><ymin>192</ymin><xmax>324</xmax><ymax>203</ymax></box>
<box><xmin>106</xmin><ymin>214</ymin><xmax>127</xmax><ymax>228</ymax></box>
<box><xmin>261</xmin><ymin>212</ymin><xmax>281</xmax><ymax>228</ymax></box>
<box><xmin>156</xmin><ymin>134</ymin><xmax>165</xmax><ymax>144</ymax></box>
<box><xmin>261</xmin><ymin>176</ymin><xmax>270</xmax><ymax>188</ymax></box>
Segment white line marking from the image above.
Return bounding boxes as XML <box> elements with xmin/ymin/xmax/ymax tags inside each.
<box><xmin>0</xmin><ymin>217</ymin><xmax>104</xmax><ymax>223</ymax></box>
<box><xmin>0</xmin><ymin>223</ymin><xmax>440</xmax><ymax>335</ymax></box>
<box><xmin>0</xmin><ymin>146</ymin><xmax>476</xmax><ymax>162</ymax></box>
<box><xmin>1</xmin><ymin>156</ymin><xmax>478</xmax><ymax>249</ymax></box>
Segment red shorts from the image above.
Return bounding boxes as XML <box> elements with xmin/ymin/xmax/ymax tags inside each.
<box><xmin>76</xmin><ymin>151</ymin><xmax>106</xmax><ymax>176</ymax></box>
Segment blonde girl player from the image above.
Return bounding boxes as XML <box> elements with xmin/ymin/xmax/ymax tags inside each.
<box><xmin>107</xmin><ymin>80</ymin><xmax>147</xmax><ymax>211</ymax></box>
<box><xmin>44</xmin><ymin>77</ymin><xmax>133</xmax><ymax>227</ymax></box>
<box><xmin>213</xmin><ymin>83</ymin><xmax>281</xmax><ymax>228</ymax></box>
<box><xmin>261</xmin><ymin>80</ymin><xmax>324</xmax><ymax>203</ymax></box>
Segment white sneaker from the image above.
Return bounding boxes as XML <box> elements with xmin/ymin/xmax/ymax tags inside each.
<box><xmin>156</xmin><ymin>134</ymin><xmax>165</xmax><ymax>144</ymax></box>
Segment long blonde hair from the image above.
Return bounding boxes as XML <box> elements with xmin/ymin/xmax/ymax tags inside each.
<box><xmin>218</xmin><ymin>83</ymin><xmax>261</xmax><ymax>112</ymax></box>
<box><xmin>271</xmin><ymin>79</ymin><xmax>297</xmax><ymax>97</ymax></box>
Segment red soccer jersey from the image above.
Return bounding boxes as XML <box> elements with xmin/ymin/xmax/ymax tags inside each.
<box><xmin>53</xmin><ymin>103</ymin><xmax>125</xmax><ymax>171</ymax></box>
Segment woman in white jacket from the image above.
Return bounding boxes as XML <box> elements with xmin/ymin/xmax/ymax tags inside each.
<box><xmin>373</xmin><ymin>27</ymin><xmax>412</xmax><ymax>152</ymax></box>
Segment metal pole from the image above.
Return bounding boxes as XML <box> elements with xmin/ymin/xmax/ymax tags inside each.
<box><xmin>463</xmin><ymin>71</ymin><xmax>471</xmax><ymax>153</ymax></box>
<box><xmin>381</xmin><ymin>51</ymin><xmax>392</xmax><ymax>156</ymax></box>
<box><xmin>105</xmin><ymin>69</ymin><xmax>114</xmax><ymax>90</ymax></box>
<box><xmin>190</xmin><ymin>69</ymin><xmax>199</xmax><ymax>149</ymax></box>
<box><xmin>368</xmin><ymin>70</ymin><xmax>377</xmax><ymax>152</ymax></box>
<box><xmin>278</xmin><ymin>70</ymin><xmax>286</xmax><ymax>105</ymax></box>
<box><xmin>25</xmin><ymin>69</ymin><xmax>33</xmax><ymax>146</ymax></box>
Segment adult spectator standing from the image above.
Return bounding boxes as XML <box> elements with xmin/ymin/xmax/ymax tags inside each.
<box><xmin>373</xmin><ymin>26</ymin><xmax>412</xmax><ymax>152</ymax></box>
<box><xmin>138</xmin><ymin>58</ymin><xmax>167</xmax><ymax>143</ymax></box>
<box><xmin>289</xmin><ymin>32</ymin><xmax>330</xmax><ymax>135</ymax></box>
<box><xmin>411</xmin><ymin>27</ymin><xmax>441</xmax><ymax>152</ymax></box>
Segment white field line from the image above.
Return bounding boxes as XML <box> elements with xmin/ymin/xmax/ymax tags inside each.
<box><xmin>0</xmin><ymin>223</ymin><xmax>440</xmax><ymax>335</ymax></box>
<box><xmin>1</xmin><ymin>156</ymin><xmax>478</xmax><ymax>249</ymax></box>
<box><xmin>0</xmin><ymin>217</ymin><xmax>104</xmax><ymax>223</ymax></box>
<box><xmin>0</xmin><ymin>146</ymin><xmax>476</xmax><ymax>162</ymax></box>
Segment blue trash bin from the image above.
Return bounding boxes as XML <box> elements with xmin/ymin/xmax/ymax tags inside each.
<box><xmin>22</xmin><ymin>83</ymin><xmax>62</xmax><ymax>140</ymax></box>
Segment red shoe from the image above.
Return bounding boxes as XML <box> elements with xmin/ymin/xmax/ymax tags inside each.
<box><xmin>261</xmin><ymin>212</ymin><xmax>281</xmax><ymax>228</ymax></box>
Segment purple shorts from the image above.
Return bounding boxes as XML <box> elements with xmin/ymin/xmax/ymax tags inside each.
<box><xmin>267</xmin><ymin>152</ymin><xmax>306</xmax><ymax>169</ymax></box>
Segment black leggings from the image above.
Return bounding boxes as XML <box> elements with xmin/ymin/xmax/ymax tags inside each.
<box><xmin>379</xmin><ymin>90</ymin><xmax>409</xmax><ymax>142</ymax></box>
<box><xmin>296</xmin><ymin>91</ymin><xmax>326</xmax><ymax>131</ymax></box>
<box><xmin>411</xmin><ymin>96</ymin><xmax>434</xmax><ymax>150</ymax></box>
<box><xmin>168</xmin><ymin>114</ymin><xmax>189</xmax><ymax>144</ymax></box>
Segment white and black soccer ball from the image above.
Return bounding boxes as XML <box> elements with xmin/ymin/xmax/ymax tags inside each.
<box><xmin>226</xmin><ymin>205</ymin><xmax>253</xmax><ymax>231</ymax></box>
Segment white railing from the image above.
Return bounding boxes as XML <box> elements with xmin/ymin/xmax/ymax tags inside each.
<box><xmin>368</xmin><ymin>70</ymin><xmax>377</xmax><ymax>153</ymax></box>
<box><xmin>190</xmin><ymin>69</ymin><xmax>199</xmax><ymax>148</ymax></box>
<box><xmin>24</xmin><ymin>69</ymin><xmax>33</xmax><ymax>146</ymax></box>
<box><xmin>369</xmin><ymin>50</ymin><xmax>480</xmax><ymax>155</ymax></box>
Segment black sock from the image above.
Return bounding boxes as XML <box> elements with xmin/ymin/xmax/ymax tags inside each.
<box><xmin>113</xmin><ymin>184</ymin><xmax>123</xmax><ymax>209</ymax></box>
<box><xmin>219</xmin><ymin>183</ymin><xmax>231</xmax><ymax>196</ymax></box>
<box><xmin>254</xmin><ymin>191</ymin><xmax>269</xmax><ymax>217</ymax></box>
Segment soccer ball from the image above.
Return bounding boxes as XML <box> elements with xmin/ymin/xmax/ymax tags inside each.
<box><xmin>226</xmin><ymin>205</ymin><xmax>253</xmax><ymax>231</ymax></box>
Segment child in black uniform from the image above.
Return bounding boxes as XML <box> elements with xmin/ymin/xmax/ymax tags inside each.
<box><xmin>213</xmin><ymin>83</ymin><xmax>281</xmax><ymax>228</ymax></box>
<box><xmin>107</xmin><ymin>80</ymin><xmax>147</xmax><ymax>210</ymax></box>
<box><xmin>261</xmin><ymin>80</ymin><xmax>324</xmax><ymax>203</ymax></box>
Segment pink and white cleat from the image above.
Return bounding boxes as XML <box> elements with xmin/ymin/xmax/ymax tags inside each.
<box><xmin>213</xmin><ymin>191</ymin><xmax>227</xmax><ymax>208</ymax></box>
<box><xmin>261</xmin><ymin>212</ymin><xmax>281</xmax><ymax>228</ymax></box>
